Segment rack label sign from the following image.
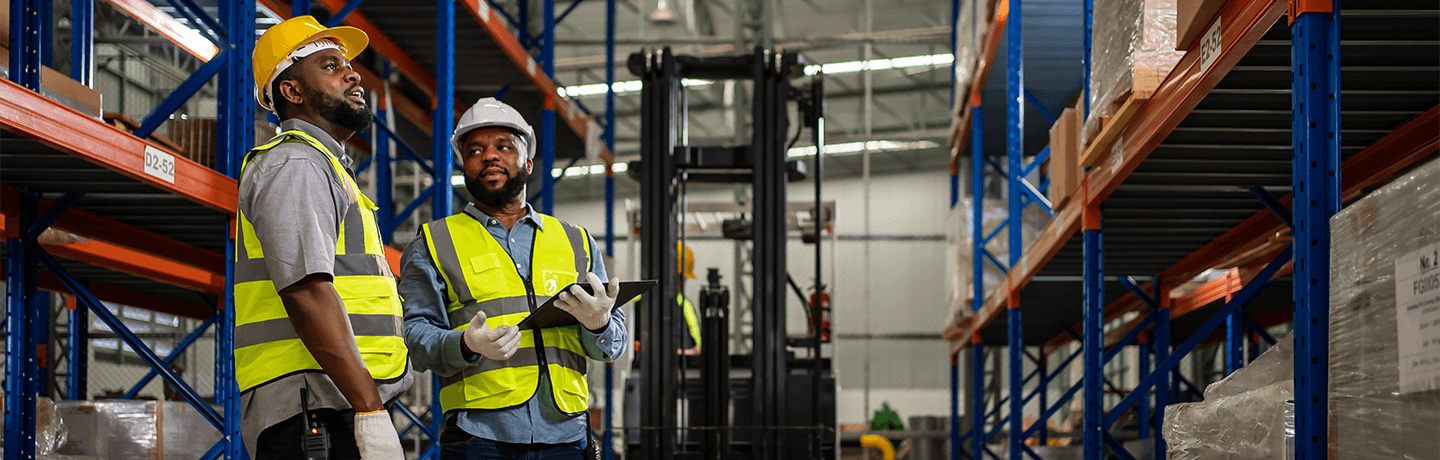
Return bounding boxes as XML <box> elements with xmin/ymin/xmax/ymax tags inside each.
<box><xmin>1395</xmin><ymin>242</ymin><xmax>1440</xmax><ymax>394</ymax></box>
<box><xmin>143</xmin><ymin>146</ymin><xmax>176</xmax><ymax>184</ymax></box>
<box><xmin>1198</xmin><ymin>18</ymin><xmax>1223</xmax><ymax>74</ymax></box>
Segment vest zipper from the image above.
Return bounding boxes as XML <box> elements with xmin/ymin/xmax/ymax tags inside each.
<box><xmin>522</xmin><ymin>276</ymin><xmax>551</xmax><ymax>370</ymax></box>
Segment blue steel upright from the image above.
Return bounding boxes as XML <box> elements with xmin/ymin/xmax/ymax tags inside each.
<box><xmin>9</xmin><ymin>0</ymin><xmax>43</xmax><ymax>90</ymax></box>
<box><xmin>1005</xmin><ymin>0</ymin><xmax>1025</xmax><ymax>456</ymax></box>
<box><xmin>66</xmin><ymin>295</ymin><xmax>87</xmax><ymax>400</ymax></box>
<box><xmin>969</xmin><ymin>104</ymin><xmax>987</xmax><ymax>460</ymax></box>
<box><xmin>434</xmin><ymin>0</ymin><xmax>456</xmax><ymax>219</ymax></box>
<box><xmin>5</xmin><ymin>192</ymin><xmax>39</xmax><ymax>460</ymax></box>
<box><xmin>218</xmin><ymin>2</ymin><xmax>255</xmax><ymax>457</ymax></box>
<box><xmin>375</xmin><ymin>99</ymin><xmax>393</xmax><ymax>243</ymax></box>
<box><xmin>1291</xmin><ymin>1</ymin><xmax>1341</xmax><ymax>459</ymax></box>
<box><xmin>539</xmin><ymin>0</ymin><xmax>557</xmax><ymax>215</ymax></box>
<box><xmin>603</xmin><ymin>0</ymin><xmax>617</xmax><ymax>457</ymax></box>
<box><xmin>1081</xmin><ymin>205</ymin><xmax>1103</xmax><ymax>460</ymax></box>
<box><xmin>1153</xmin><ymin>290</ymin><xmax>1169</xmax><ymax>457</ymax></box>
<box><xmin>70</xmin><ymin>0</ymin><xmax>93</xmax><ymax>85</ymax></box>
<box><xmin>1226</xmin><ymin>309</ymin><xmax>1244</xmax><ymax>374</ymax></box>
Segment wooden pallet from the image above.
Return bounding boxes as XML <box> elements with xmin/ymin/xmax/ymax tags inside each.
<box><xmin>1079</xmin><ymin>65</ymin><xmax>1165</xmax><ymax>167</ymax></box>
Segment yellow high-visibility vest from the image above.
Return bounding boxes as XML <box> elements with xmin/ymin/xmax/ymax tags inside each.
<box><xmin>422</xmin><ymin>210</ymin><xmax>594</xmax><ymax>414</ymax></box>
<box><xmin>233</xmin><ymin>130</ymin><xmax>408</xmax><ymax>392</ymax></box>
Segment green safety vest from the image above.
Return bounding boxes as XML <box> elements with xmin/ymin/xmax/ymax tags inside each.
<box><xmin>232</xmin><ymin>130</ymin><xmax>409</xmax><ymax>392</ymax></box>
<box><xmin>422</xmin><ymin>209</ymin><xmax>594</xmax><ymax>414</ymax></box>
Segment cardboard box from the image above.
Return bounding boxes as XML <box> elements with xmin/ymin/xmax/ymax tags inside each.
<box><xmin>0</xmin><ymin>45</ymin><xmax>104</xmax><ymax>118</ymax></box>
<box><xmin>1047</xmin><ymin>107</ymin><xmax>1081</xmax><ymax>207</ymax></box>
<box><xmin>1176</xmin><ymin>0</ymin><xmax>1226</xmax><ymax>50</ymax></box>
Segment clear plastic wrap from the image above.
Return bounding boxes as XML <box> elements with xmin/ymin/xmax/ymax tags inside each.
<box><xmin>948</xmin><ymin>196</ymin><xmax>1052</xmax><ymax>325</ymax></box>
<box><xmin>1163</xmin><ymin>333</ymin><xmax>1293</xmax><ymax>460</ymax></box>
<box><xmin>1164</xmin><ymin>380</ymin><xmax>1292</xmax><ymax>460</ymax></box>
<box><xmin>53</xmin><ymin>400</ymin><xmax>161</xmax><ymax>460</ymax></box>
<box><xmin>1329</xmin><ymin>157</ymin><xmax>1440</xmax><ymax>460</ymax></box>
<box><xmin>1202</xmin><ymin>332</ymin><xmax>1293</xmax><ymax>400</ymax></box>
<box><xmin>1085</xmin><ymin>0</ymin><xmax>1183</xmax><ymax>142</ymax></box>
<box><xmin>162</xmin><ymin>401</ymin><xmax>222</xmax><ymax>460</ymax></box>
<box><xmin>35</xmin><ymin>397</ymin><xmax>70</xmax><ymax>458</ymax></box>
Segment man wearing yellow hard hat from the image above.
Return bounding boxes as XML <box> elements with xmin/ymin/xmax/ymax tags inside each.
<box><xmin>235</xmin><ymin>16</ymin><xmax>410</xmax><ymax>460</ymax></box>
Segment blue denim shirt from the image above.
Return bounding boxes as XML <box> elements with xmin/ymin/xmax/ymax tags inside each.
<box><xmin>400</xmin><ymin>203</ymin><xmax>626</xmax><ymax>445</ymax></box>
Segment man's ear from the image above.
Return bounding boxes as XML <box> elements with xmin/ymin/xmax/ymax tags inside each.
<box><xmin>278</xmin><ymin>79</ymin><xmax>305</xmax><ymax>107</ymax></box>
<box><xmin>524</xmin><ymin>158</ymin><xmax>533</xmax><ymax>174</ymax></box>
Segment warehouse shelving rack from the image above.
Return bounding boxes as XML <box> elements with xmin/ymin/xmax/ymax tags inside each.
<box><xmin>2</xmin><ymin>0</ymin><xmax>622</xmax><ymax>458</ymax></box>
<box><xmin>3</xmin><ymin>0</ymin><xmax>252</xmax><ymax>456</ymax></box>
<box><xmin>943</xmin><ymin>0</ymin><xmax>1439</xmax><ymax>460</ymax></box>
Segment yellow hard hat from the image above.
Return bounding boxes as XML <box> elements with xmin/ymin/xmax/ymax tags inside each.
<box><xmin>677</xmin><ymin>242</ymin><xmax>695</xmax><ymax>279</ymax></box>
<box><xmin>253</xmin><ymin>15</ymin><xmax>369</xmax><ymax>111</ymax></box>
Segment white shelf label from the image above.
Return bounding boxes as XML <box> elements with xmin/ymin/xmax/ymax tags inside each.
<box><xmin>475</xmin><ymin>0</ymin><xmax>490</xmax><ymax>20</ymax></box>
<box><xmin>1109</xmin><ymin>138</ymin><xmax>1124</xmax><ymax>174</ymax></box>
<box><xmin>143</xmin><ymin>146</ymin><xmax>176</xmax><ymax>184</ymax></box>
<box><xmin>1199</xmin><ymin>18</ymin><xmax>1223</xmax><ymax>74</ymax></box>
<box><xmin>1395</xmin><ymin>242</ymin><xmax>1440</xmax><ymax>394</ymax></box>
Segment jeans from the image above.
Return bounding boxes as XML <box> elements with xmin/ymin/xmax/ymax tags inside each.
<box><xmin>439</xmin><ymin>419</ymin><xmax>585</xmax><ymax>460</ymax></box>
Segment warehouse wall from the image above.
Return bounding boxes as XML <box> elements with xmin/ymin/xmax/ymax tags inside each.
<box><xmin>553</xmin><ymin>167</ymin><xmax>956</xmax><ymax>424</ymax></box>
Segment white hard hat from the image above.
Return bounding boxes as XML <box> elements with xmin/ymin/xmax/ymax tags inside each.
<box><xmin>451</xmin><ymin>97</ymin><xmax>537</xmax><ymax>160</ymax></box>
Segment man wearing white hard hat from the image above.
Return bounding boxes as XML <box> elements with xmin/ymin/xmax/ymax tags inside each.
<box><xmin>235</xmin><ymin>15</ymin><xmax>410</xmax><ymax>460</ymax></box>
<box><xmin>400</xmin><ymin>97</ymin><xmax>625</xmax><ymax>459</ymax></box>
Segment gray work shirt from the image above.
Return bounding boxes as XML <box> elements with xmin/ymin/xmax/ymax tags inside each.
<box><xmin>401</xmin><ymin>203</ymin><xmax>626</xmax><ymax>445</ymax></box>
<box><xmin>236</xmin><ymin>118</ymin><xmax>413</xmax><ymax>455</ymax></box>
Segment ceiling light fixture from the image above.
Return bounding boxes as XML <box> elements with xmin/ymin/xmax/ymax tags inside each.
<box><xmin>649</xmin><ymin>0</ymin><xmax>679</xmax><ymax>26</ymax></box>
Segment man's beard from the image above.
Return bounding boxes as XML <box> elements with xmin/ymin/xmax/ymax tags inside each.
<box><xmin>466</xmin><ymin>167</ymin><xmax>529</xmax><ymax>209</ymax></box>
<box><xmin>310</xmin><ymin>86</ymin><xmax>372</xmax><ymax>132</ymax></box>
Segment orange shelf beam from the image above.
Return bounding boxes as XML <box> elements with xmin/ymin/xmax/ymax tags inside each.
<box><xmin>948</xmin><ymin>0</ymin><xmax>1009</xmax><ymax>169</ymax></box>
<box><xmin>0</xmin><ymin>79</ymin><xmax>238</xmax><ymax>214</ymax></box>
<box><xmin>1085</xmin><ymin>0</ymin><xmax>1286</xmax><ymax>204</ymax></box>
<box><xmin>102</xmin><ymin>0</ymin><xmax>219</xmax><ymax>61</ymax></box>
<box><xmin>1031</xmin><ymin>105</ymin><xmax>1438</xmax><ymax>355</ymax></box>
<box><xmin>948</xmin><ymin>0</ymin><xmax>1299</xmax><ymax>354</ymax></box>
<box><xmin>2</xmin><ymin>186</ymin><xmax>225</xmax><ymax>273</ymax></box>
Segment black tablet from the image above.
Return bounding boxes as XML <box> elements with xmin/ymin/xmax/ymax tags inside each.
<box><xmin>517</xmin><ymin>280</ymin><xmax>657</xmax><ymax>329</ymax></box>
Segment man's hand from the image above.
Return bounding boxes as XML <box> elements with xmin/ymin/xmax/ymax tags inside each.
<box><xmin>554</xmin><ymin>273</ymin><xmax>620</xmax><ymax>331</ymax></box>
<box><xmin>462</xmin><ymin>311</ymin><xmax>521</xmax><ymax>361</ymax></box>
<box><xmin>353</xmin><ymin>410</ymin><xmax>404</xmax><ymax>459</ymax></box>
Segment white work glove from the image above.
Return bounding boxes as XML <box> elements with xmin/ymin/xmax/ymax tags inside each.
<box><xmin>554</xmin><ymin>273</ymin><xmax>621</xmax><ymax>331</ymax></box>
<box><xmin>353</xmin><ymin>409</ymin><xmax>404</xmax><ymax>460</ymax></box>
<box><xmin>463</xmin><ymin>311</ymin><xmax>521</xmax><ymax>361</ymax></box>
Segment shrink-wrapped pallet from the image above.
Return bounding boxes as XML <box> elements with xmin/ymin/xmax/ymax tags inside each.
<box><xmin>1085</xmin><ymin>0</ymin><xmax>1183</xmax><ymax>148</ymax></box>
<box><xmin>1163</xmin><ymin>334</ymin><xmax>1293</xmax><ymax>460</ymax></box>
<box><xmin>53</xmin><ymin>400</ymin><xmax>161</xmax><ymax>460</ymax></box>
<box><xmin>947</xmin><ymin>196</ymin><xmax>1051</xmax><ymax>325</ymax></box>
<box><xmin>1329</xmin><ymin>157</ymin><xmax>1440</xmax><ymax>459</ymax></box>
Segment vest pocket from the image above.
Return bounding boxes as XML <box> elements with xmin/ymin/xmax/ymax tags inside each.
<box><xmin>468</xmin><ymin>255</ymin><xmax>510</xmax><ymax>295</ymax></box>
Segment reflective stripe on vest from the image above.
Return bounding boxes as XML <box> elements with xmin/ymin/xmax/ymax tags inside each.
<box><xmin>233</xmin><ymin>130</ymin><xmax>408</xmax><ymax>392</ymax></box>
<box><xmin>422</xmin><ymin>209</ymin><xmax>593</xmax><ymax>414</ymax></box>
